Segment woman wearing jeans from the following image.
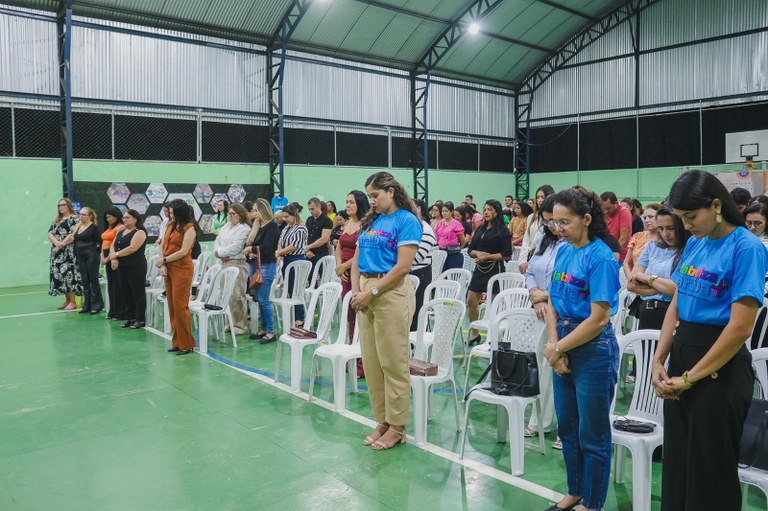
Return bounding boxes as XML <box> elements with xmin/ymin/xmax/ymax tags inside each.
<box><xmin>653</xmin><ymin>171</ymin><xmax>767</xmax><ymax>511</ymax></box>
<box><xmin>276</xmin><ymin>203</ymin><xmax>308</xmax><ymax>327</ymax></box>
<box><xmin>544</xmin><ymin>186</ymin><xmax>620</xmax><ymax>511</ymax></box>
<box><xmin>245</xmin><ymin>199</ymin><xmax>280</xmax><ymax>344</ymax></box>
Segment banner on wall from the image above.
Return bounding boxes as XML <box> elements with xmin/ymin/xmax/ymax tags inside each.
<box><xmin>712</xmin><ymin>170</ymin><xmax>767</xmax><ymax>196</ymax></box>
<box><xmin>75</xmin><ymin>182</ymin><xmax>271</xmax><ymax>241</ymax></box>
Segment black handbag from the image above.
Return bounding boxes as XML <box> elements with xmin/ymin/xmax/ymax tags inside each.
<box><xmin>465</xmin><ymin>341</ymin><xmax>539</xmax><ymax>399</ymax></box>
<box><xmin>739</xmin><ymin>398</ymin><xmax>768</xmax><ymax>470</ymax></box>
<box><xmin>613</xmin><ymin>418</ymin><xmax>656</xmax><ymax>434</ymax></box>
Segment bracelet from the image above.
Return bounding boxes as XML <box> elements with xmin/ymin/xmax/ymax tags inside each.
<box><xmin>682</xmin><ymin>370</ymin><xmax>696</xmax><ymax>386</ymax></box>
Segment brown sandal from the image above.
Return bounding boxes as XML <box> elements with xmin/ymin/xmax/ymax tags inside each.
<box><xmin>363</xmin><ymin>423</ymin><xmax>389</xmax><ymax>446</ymax></box>
<box><xmin>371</xmin><ymin>426</ymin><xmax>406</xmax><ymax>451</ymax></box>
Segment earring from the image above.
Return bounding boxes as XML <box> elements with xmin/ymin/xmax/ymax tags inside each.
<box><xmin>716</xmin><ymin>210</ymin><xmax>723</xmax><ymax>224</ymax></box>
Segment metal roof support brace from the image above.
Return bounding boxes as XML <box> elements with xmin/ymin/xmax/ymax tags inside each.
<box><xmin>267</xmin><ymin>0</ymin><xmax>312</xmax><ymax>198</ymax></box>
<box><xmin>411</xmin><ymin>72</ymin><xmax>430</xmax><ymax>202</ymax></box>
<box><xmin>410</xmin><ymin>0</ymin><xmax>505</xmax><ymax>202</ymax></box>
<box><xmin>57</xmin><ymin>0</ymin><xmax>74</xmax><ymax>200</ymax></box>
<box><xmin>514</xmin><ymin>0</ymin><xmax>661</xmax><ymax>197</ymax></box>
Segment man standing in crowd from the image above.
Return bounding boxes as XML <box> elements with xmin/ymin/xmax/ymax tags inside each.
<box><xmin>601</xmin><ymin>191</ymin><xmax>632</xmax><ymax>262</ymax></box>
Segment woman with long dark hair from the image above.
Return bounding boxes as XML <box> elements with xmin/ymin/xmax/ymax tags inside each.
<box><xmin>521</xmin><ymin>184</ymin><xmax>556</xmax><ymax>272</ymax></box>
<box><xmin>543</xmin><ymin>186</ymin><xmax>620</xmax><ymax>511</ymax></box>
<box><xmin>335</xmin><ymin>190</ymin><xmax>369</xmax><ymax>351</ymax></box>
<box><xmin>466</xmin><ymin>199</ymin><xmax>513</xmax><ymax>346</ymax></box>
<box><xmin>159</xmin><ymin>199</ymin><xmax>197</xmax><ymax>353</ymax></box>
<box><xmin>101</xmin><ymin>206</ymin><xmax>125</xmax><ymax>320</ymax></box>
<box><xmin>509</xmin><ymin>200</ymin><xmax>533</xmax><ymax>247</ymax></box>
<box><xmin>435</xmin><ymin>201</ymin><xmax>467</xmax><ymax>271</ymax></box>
<box><xmin>48</xmin><ymin>198</ymin><xmax>82</xmax><ymax>310</ymax></box>
<box><xmin>745</xmin><ymin>201</ymin><xmax>768</xmax><ymax>250</ymax></box>
<box><xmin>211</xmin><ymin>199</ymin><xmax>229</xmax><ymax>236</ymax></box>
<box><xmin>652</xmin><ymin>170</ymin><xmax>767</xmax><ymax>511</ymax></box>
<box><xmin>276</xmin><ymin>203</ymin><xmax>308</xmax><ymax>327</ymax></box>
<box><xmin>351</xmin><ymin>172</ymin><xmax>421</xmax><ymax>451</ymax></box>
<box><xmin>109</xmin><ymin>209</ymin><xmax>147</xmax><ymax>329</ymax></box>
<box><xmin>410</xmin><ymin>198</ymin><xmax>437</xmax><ymax>332</ymax></box>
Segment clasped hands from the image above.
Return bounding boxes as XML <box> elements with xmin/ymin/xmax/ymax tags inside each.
<box><xmin>350</xmin><ymin>289</ymin><xmax>373</xmax><ymax>314</ymax></box>
<box><xmin>651</xmin><ymin>361</ymin><xmax>692</xmax><ymax>399</ymax></box>
<box><xmin>543</xmin><ymin>343</ymin><xmax>571</xmax><ymax>376</ymax></box>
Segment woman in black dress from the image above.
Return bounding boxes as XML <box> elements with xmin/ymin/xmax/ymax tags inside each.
<box><xmin>108</xmin><ymin>209</ymin><xmax>148</xmax><ymax>329</ymax></box>
<box><xmin>466</xmin><ymin>199</ymin><xmax>512</xmax><ymax>345</ymax></box>
<box><xmin>66</xmin><ymin>207</ymin><xmax>104</xmax><ymax>314</ymax></box>
<box><xmin>48</xmin><ymin>198</ymin><xmax>82</xmax><ymax>310</ymax></box>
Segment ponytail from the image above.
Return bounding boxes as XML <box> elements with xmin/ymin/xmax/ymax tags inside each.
<box><xmin>553</xmin><ymin>186</ymin><xmax>608</xmax><ymax>242</ymax></box>
<box><xmin>360</xmin><ymin>172</ymin><xmax>415</xmax><ymax>229</ymax></box>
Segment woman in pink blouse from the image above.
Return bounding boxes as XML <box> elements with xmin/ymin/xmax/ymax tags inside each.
<box><xmin>434</xmin><ymin>201</ymin><xmax>467</xmax><ymax>270</ymax></box>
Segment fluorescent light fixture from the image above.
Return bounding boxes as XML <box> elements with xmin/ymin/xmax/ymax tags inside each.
<box><xmin>467</xmin><ymin>22</ymin><xmax>480</xmax><ymax>35</ymax></box>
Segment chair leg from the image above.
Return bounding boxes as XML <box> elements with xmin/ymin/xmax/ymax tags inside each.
<box><xmin>630</xmin><ymin>444</ymin><xmax>652</xmax><ymax>511</ymax></box>
<box><xmin>227</xmin><ymin>312</ymin><xmax>237</xmax><ymax>347</ymax></box>
<box><xmin>163</xmin><ymin>300</ymin><xmax>171</xmax><ymax>333</ymax></box>
<box><xmin>289</xmin><ymin>343</ymin><xmax>303</xmax><ymax>392</ymax></box>
<box><xmin>198</xmin><ymin>314</ymin><xmax>208</xmax><ymax>354</ymax></box>
<box><xmin>615</xmin><ymin>444</ymin><xmax>626</xmax><ymax>484</ymax></box>
<box><xmin>332</xmin><ymin>358</ymin><xmax>347</xmax><ymax>412</ymax></box>
<box><xmin>351</xmin><ymin>360</ymin><xmax>359</xmax><ymax>393</ymax></box>
<box><xmin>450</xmin><ymin>378</ymin><xmax>461</xmax><ymax>432</ymax></box>
<box><xmin>463</xmin><ymin>356</ymin><xmax>474</xmax><ymax>394</ymax></box>
<box><xmin>534</xmin><ymin>400</ymin><xmax>546</xmax><ymax>454</ymax></box>
<box><xmin>412</xmin><ymin>380</ymin><xmax>429</xmax><ymax>445</ymax></box>
<box><xmin>274</xmin><ymin>342</ymin><xmax>282</xmax><ymax>383</ymax></box>
<box><xmin>506</xmin><ymin>403</ymin><xmax>525</xmax><ymax>476</ymax></box>
<box><xmin>458</xmin><ymin>398</ymin><xmax>473</xmax><ymax>459</ymax></box>
<box><xmin>308</xmin><ymin>355</ymin><xmax>316</xmax><ymax>402</ymax></box>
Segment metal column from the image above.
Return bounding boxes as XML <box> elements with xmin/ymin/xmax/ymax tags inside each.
<box><xmin>56</xmin><ymin>0</ymin><xmax>74</xmax><ymax>199</ymax></box>
<box><xmin>411</xmin><ymin>73</ymin><xmax>430</xmax><ymax>202</ymax></box>
<box><xmin>267</xmin><ymin>47</ymin><xmax>287</xmax><ymax>198</ymax></box>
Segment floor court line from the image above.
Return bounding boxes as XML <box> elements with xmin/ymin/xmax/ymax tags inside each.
<box><xmin>0</xmin><ymin>309</ymin><xmax>77</xmax><ymax>320</ymax></box>
<box><xmin>0</xmin><ymin>291</ymin><xmax>48</xmax><ymax>298</ymax></box>
<box><xmin>143</xmin><ymin>324</ymin><xmax>562</xmax><ymax>504</ymax></box>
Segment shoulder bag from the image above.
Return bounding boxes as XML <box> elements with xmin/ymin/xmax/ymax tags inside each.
<box><xmin>739</xmin><ymin>398</ymin><xmax>768</xmax><ymax>470</ymax></box>
<box><xmin>248</xmin><ymin>246</ymin><xmax>264</xmax><ymax>291</ymax></box>
<box><xmin>464</xmin><ymin>341</ymin><xmax>539</xmax><ymax>400</ymax></box>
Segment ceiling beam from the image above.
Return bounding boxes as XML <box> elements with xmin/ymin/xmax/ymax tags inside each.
<box><xmin>268</xmin><ymin>0</ymin><xmax>313</xmax><ymax>50</ymax></box>
<box><xmin>535</xmin><ymin>0</ymin><xmax>598</xmax><ymax>22</ymax></box>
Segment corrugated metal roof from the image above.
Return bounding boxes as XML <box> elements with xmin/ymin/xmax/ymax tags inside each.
<box><xmin>0</xmin><ymin>0</ymin><xmax>632</xmax><ymax>89</ymax></box>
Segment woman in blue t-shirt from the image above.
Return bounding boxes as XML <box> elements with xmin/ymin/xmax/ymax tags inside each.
<box><xmin>652</xmin><ymin>170</ymin><xmax>768</xmax><ymax>511</ymax></box>
<box><xmin>350</xmin><ymin>172</ymin><xmax>422</xmax><ymax>451</ymax></box>
<box><xmin>543</xmin><ymin>186</ymin><xmax>620</xmax><ymax>511</ymax></box>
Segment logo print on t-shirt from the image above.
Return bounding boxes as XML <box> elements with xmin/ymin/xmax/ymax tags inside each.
<box><xmin>678</xmin><ymin>264</ymin><xmax>729</xmax><ymax>299</ymax></box>
<box><xmin>552</xmin><ymin>271</ymin><xmax>589</xmax><ymax>300</ymax></box>
<box><xmin>361</xmin><ymin>229</ymin><xmax>398</xmax><ymax>250</ymax></box>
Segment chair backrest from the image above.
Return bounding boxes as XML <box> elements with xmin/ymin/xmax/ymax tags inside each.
<box><xmin>413</xmin><ymin>298</ymin><xmax>466</xmax><ymax>366</ymax></box>
<box><xmin>205</xmin><ymin>267</ymin><xmax>240</xmax><ymax>309</ymax></box>
<box><xmin>487</xmin><ymin>288</ymin><xmax>532</xmax><ymax>323</ymax></box>
<box><xmin>430</xmin><ymin>250</ymin><xmax>448</xmax><ymax>281</ymax></box>
<box><xmin>485</xmin><ymin>271</ymin><xmax>526</xmax><ymax>299</ymax></box>
<box><xmin>304</xmin><ymin>282</ymin><xmax>342</xmax><ymax>340</ymax></box>
<box><xmin>612</xmin><ymin>288</ymin><xmax>637</xmax><ymax>336</ymax></box>
<box><xmin>145</xmin><ymin>244</ymin><xmax>159</xmax><ymax>260</ymax></box>
<box><xmin>191</xmin><ymin>257</ymin><xmax>206</xmax><ymax>285</ymax></box>
<box><xmin>408</xmin><ymin>274</ymin><xmax>420</xmax><ymax>294</ymax></box>
<box><xmin>283</xmin><ymin>259</ymin><xmax>313</xmax><ymax>300</ymax></box>
<box><xmin>461</xmin><ymin>249</ymin><xmax>476</xmax><ymax>272</ymax></box>
<box><xmin>146</xmin><ymin>255</ymin><xmax>160</xmax><ymax>281</ymax></box>
<box><xmin>612</xmin><ymin>330</ymin><xmax>666</xmax><ymax>423</ymax></box>
<box><xmin>197</xmin><ymin>263</ymin><xmax>222</xmax><ymax>302</ymax></box>
<box><xmin>333</xmin><ymin>291</ymin><xmax>360</xmax><ymax>346</ymax></box>
<box><xmin>751</xmin><ymin>348</ymin><xmax>768</xmax><ymax>398</ymax></box>
<box><xmin>308</xmin><ymin>255</ymin><xmax>337</xmax><ymax>290</ymax></box>
<box><xmin>505</xmin><ymin>260</ymin><xmax>520</xmax><ymax>274</ymax></box>
<box><xmin>619</xmin><ymin>267</ymin><xmax>629</xmax><ymax>290</ymax></box>
<box><xmin>438</xmin><ymin>268</ymin><xmax>472</xmax><ymax>300</ymax></box>
<box><xmin>748</xmin><ymin>298</ymin><xmax>768</xmax><ymax>350</ymax></box>
<box><xmin>424</xmin><ymin>280</ymin><xmax>461</xmax><ymax>301</ymax></box>
<box><xmin>148</xmin><ymin>274</ymin><xmax>165</xmax><ymax>291</ymax></box>
<box><xmin>489</xmin><ymin>308</ymin><xmax>546</xmax><ymax>355</ymax></box>
<box><xmin>511</xmin><ymin>246</ymin><xmax>522</xmax><ymax>262</ymax></box>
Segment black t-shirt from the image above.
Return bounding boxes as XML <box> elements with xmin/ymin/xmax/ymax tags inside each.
<box><xmin>632</xmin><ymin>216</ymin><xmax>644</xmax><ymax>235</ymax></box>
<box><xmin>73</xmin><ymin>224</ymin><xmax>101</xmax><ymax>253</ymax></box>
<box><xmin>305</xmin><ymin>214</ymin><xmax>333</xmax><ymax>259</ymax></box>
<box><xmin>603</xmin><ymin>233</ymin><xmax>621</xmax><ymax>256</ymax></box>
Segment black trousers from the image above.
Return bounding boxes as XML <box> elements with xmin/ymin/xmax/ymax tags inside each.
<box><xmin>75</xmin><ymin>249</ymin><xmax>103</xmax><ymax>312</ymax></box>
<box><xmin>409</xmin><ymin>265</ymin><xmax>432</xmax><ymax>332</ymax></box>
<box><xmin>661</xmin><ymin>321</ymin><xmax>753</xmax><ymax>511</ymax></box>
<box><xmin>637</xmin><ymin>299</ymin><xmax>669</xmax><ymax>330</ymax></box>
<box><xmin>117</xmin><ymin>262</ymin><xmax>147</xmax><ymax>323</ymax></box>
<box><xmin>103</xmin><ymin>250</ymin><xmax>125</xmax><ymax>318</ymax></box>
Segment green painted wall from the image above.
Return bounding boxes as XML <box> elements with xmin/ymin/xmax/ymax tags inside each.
<box><xmin>0</xmin><ymin>158</ymin><xmax>749</xmax><ymax>289</ymax></box>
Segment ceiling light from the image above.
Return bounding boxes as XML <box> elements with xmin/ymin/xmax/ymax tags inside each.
<box><xmin>467</xmin><ymin>22</ymin><xmax>480</xmax><ymax>35</ymax></box>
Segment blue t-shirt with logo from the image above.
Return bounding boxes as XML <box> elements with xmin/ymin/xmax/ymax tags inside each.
<box><xmin>672</xmin><ymin>227</ymin><xmax>767</xmax><ymax>326</ymax></box>
<box><xmin>357</xmin><ymin>209</ymin><xmax>422</xmax><ymax>274</ymax></box>
<box><xmin>549</xmin><ymin>238</ymin><xmax>620</xmax><ymax>320</ymax></box>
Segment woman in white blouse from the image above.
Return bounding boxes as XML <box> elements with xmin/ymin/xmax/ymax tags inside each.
<box><xmin>519</xmin><ymin>184</ymin><xmax>555</xmax><ymax>271</ymax></box>
<box><xmin>214</xmin><ymin>203</ymin><xmax>252</xmax><ymax>335</ymax></box>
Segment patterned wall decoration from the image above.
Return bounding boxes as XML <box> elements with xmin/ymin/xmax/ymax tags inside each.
<box><xmin>76</xmin><ymin>182</ymin><xmax>271</xmax><ymax>241</ymax></box>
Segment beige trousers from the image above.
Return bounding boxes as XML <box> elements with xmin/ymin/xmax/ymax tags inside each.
<box><xmin>358</xmin><ymin>275</ymin><xmax>415</xmax><ymax>427</ymax></box>
<box><xmin>221</xmin><ymin>259</ymin><xmax>249</xmax><ymax>332</ymax></box>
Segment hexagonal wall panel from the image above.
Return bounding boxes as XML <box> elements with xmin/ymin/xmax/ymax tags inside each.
<box><xmin>145</xmin><ymin>183</ymin><xmax>168</xmax><ymax>204</ymax></box>
<box><xmin>210</xmin><ymin>193</ymin><xmax>229</xmax><ymax>212</ymax></box>
<box><xmin>107</xmin><ymin>183</ymin><xmax>131</xmax><ymax>204</ymax></box>
<box><xmin>126</xmin><ymin>193</ymin><xmax>150</xmax><ymax>214</ymax></box>
<box><xmin>199</xmin><ymin>214</ymin><xmax>213</xmax><ymax>234</ymax></box>
<box><xmin>194</xmin><ymin>184</ymin><xmax>214</xmax><ymax>205</ymax></box>
<box><xmin>227</xmin><ymin>184</ymin><xmax>246</xmax><ymax>204</ymax></box>
<box><xmin>166</xmin><ymin>193</ymin><xmax>202</xmax><ymax>220</ymax></box>
<box><xmin>144</xmin><ymin>215</ymin><xmax>163</xmax><ymax>236</ymax></box>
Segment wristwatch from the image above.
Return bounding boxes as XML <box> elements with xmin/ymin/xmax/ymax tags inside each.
<box><xmin>371</xmin><ymin>287</ymin><xmax>380</xmax><ymax>297</ymax></box>
<box><xmin>554</xmin><ymin>342</ymin><xmax>564</xmax><ymax>355</ymax></box>
<box><xmin>647</xmin><ymin>275</ymin><xmax>658</xmax><ymax>287</ymax></box>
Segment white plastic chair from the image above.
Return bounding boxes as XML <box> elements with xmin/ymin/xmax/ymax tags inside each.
<box><xmin>410</xmin><ymin>298</ymin><xmax>466</xmax><ymax>445</ymax></box>
<box><xmin>308</xmin><ymin>292</ymin><xmax>361</xmax><ymax>411</ymax></box>
<box><xmin>408</xmin><ymin>274</ymin><xmax>420</xmax><ymax>294</ymax></box>
<box><xmin>191</xmin><ymin>256</ymin><xmax>206</xmax><ymax>290</ymax></box>
<box><xmin>439</xmin><ymin>268</ymin><xmax>471</xmax><ymax>300</ymax></box>
<box><xmin>408</xmin><ymin>280</ymin><xmax>462</xmax><ymax>357</ymax></box>
<box><xmin>461</xmin><ymin>248</ymin><xmax>476</xmax><ymax>273</ymax></box>
<box><xmin>459</xmin><ymin>308</ymin><xmax>547</xmax><ymax>476</ymax></box>
<box><xmin>189</xmin><ymin>266</ymin><xmax>239</xmax><ymax>354</ymax></box>
<box><xmin>464</xmin><ymin>288</ymin><xmax>532</xmax><ymax>392</ymax></box>
<box><xmin>145</xmin><ymin>275</ymin><xmax>164</xmax><ymax>328</ymax></box>
<box><xmin>431</xmin><ymin>250</ymin><xmax>447</xmax><ymax>282</ymax></box>
<box><xmin>619</xmin><ymin>266</ymin><xmax>629</xmax><ymax>290</ymax></box>
<box><xmin>505</xmin><ymin>260</ymin><xmax>520</xmax><ymax>273</ymax></box>
<box><xmin>275</xmin><ymin>282</ymin><xmax>342</xmax><ymax>392</ymax></box>
<box><xmin>472</xmin><ymin>272</ymin><xmax>527</xmax><ymax>334</ymax></box>
<box><xmin>145</xmin><ymin>255</ymin><xmax>160</xmax><ymax>284</ymax></box>
<box><xmin>272</xmin><ymin>259</ymin><xmax>312</xmax><ymax>333</ymax></box>
<box><xmin>611</xmin><ymin>330</ymin><xmax>665</xmax><ymax>511</ymax></box>
<box><xmin>740</xmin><ymin>348</ymin><xmax>768</xmax><ymax>503</ymax></box>
<box><xmin>304</xmin><ymin>255</ymin><xmax>337</xmax><ymax>303</ymax></box>
<box><xmin>747</xmin><ymin>298</ymin><xmax>768</xmax><ymax>350</ymax></box>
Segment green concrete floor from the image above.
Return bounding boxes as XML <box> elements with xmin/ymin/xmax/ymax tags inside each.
<box><xmin>0</xmin><ymin>286</ymin><xmax>764</xmax><ymax>511</ymax></box>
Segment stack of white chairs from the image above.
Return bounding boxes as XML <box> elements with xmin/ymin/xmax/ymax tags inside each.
<box><xmin>275</xmin><ymin>282</ymin><xmax>342</xmax><ymax>392</ymax></box>
<box><xmin>739</xmin><ymin>348</ymin><xmax>768</xmax><ymax>503</ymax></box>
<box><xmin>408</xmin><ymin>280</ymin><xmax>462</xmax><ymax>358</ymax></box>
<box><xmin>430</xmin><ymin>250</ymin><xmax>447</xmax><ymax>282</ymax></box>
<box><xmin>189</xmin><ymin>266</ymin><xmax>239</xmax><ymax>354</ymax></box>
<box><xmin>272</xmin><ymin>260</ymin><xmax>312</xmax><ymax>334</ymax></box>
<box><xmin>611</xmin><ymin>330</ymin><xmax>665</xmax><ymax>511</ymax></box>
<box><xmin>304</xmin><ymin>255</ymin><xmax>337</xmax><ymax>303</ymax></box>
<box><xmin>459</xmin><ymin>308</ymin><xmax>547</xmax><ymax>476</ymax></box>
<box><xmin>473</xmin><ymin>272</ymin><xmax>527</xmax><ymax>334</ymax></box>
<box><xmin>461</xmin><ymin>249</ymin><xmax>476</xmax><ymax>273</ymax></box>
<box><xmin>463</xmin><ymin>288</ymin><xmax>531</xmax><ymax>392</ymax></box>
<box><xmin>145</xmin><ymin>274</ymin><xmax>165</xmax><ymax>326</ymax></box>
<box><xmin>145</xmin><ymin>255</ymin><xmax>160</xmax><ymax>285</ymax></box>
<box><xmin>410</xmin><ymin>298</ymin><xmax>466</xmax><ymax>445</ymax></box>
<box><xmin>438</xmin><ymin>268</ymin><xmax>471</xmax><ymax>301</ymax></box>
<box><xmin>308</xmin><ymin>291</ymin><xmax>361</xmax><ymax>412</ymax></box>
<box><xmin>191</xmin><ymin>255</ymin><xmax>207</xmax><ymax>290</ymax></box>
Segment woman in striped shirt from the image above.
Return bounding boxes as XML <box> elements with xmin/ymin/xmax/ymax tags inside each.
<box><xmin>410</xmin><ymin>199</ymin><xmax>437</xmax><ymax>331</ymax></box>
<box><xmin>276</xmin><ymin>203</ymin><xmax>308</xmax><ymax>327</ymax></box>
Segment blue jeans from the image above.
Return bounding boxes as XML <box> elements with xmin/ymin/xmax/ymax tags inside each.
<box><xmin>250</xmin><ymin>262</ymin><xmax>276</xmax><ymax>334</ymax></box>
<box><xmin>553</xmin><ymin>319</ymin><xmax>619</xmax><ymax>510</ymax></box>
<box><xmin>282</xmin><ymin>254</ymin><xmax>305</xmax><ymax>322</ymax></box>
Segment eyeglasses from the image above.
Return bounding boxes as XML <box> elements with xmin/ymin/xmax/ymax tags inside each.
<box><xmin>747</xmin><ymin>221</ymin><xmax>764</xmax><ymax>228</ymax></box>
<box><xmin>227</xmin><ymin>212</ymin><xmax>238</xmax><ymax>217</ymax></box>
<box><xmin>545</xmin><ymin>219</ymin><xmax>571</xmax><ymax>228</ymax></box>
<box><xmin>58</xmin><ymin>204</ymin><xmax>68</xmax><ymax>208</ymax></box>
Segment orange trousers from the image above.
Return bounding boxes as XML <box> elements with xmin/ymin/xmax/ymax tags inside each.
<box><xmin>165</xmin><ymin>262</ymin><xmax>194</xmax><ymax>351</ymax></box>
